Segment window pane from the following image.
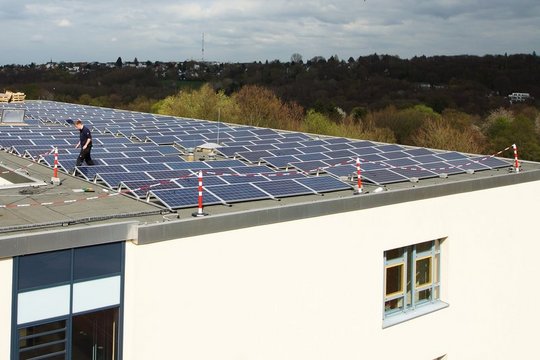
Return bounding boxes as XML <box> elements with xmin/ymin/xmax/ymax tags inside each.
<box><xmin>72</xmin><ymin>307</ymin><xmax>119</xmax><ymax>360</ymax></box>
<box><xmin>415</xmin><ymin>288</ymin><xmax>433</xmax><ymax>304</ymax></box>
<box><xmin>18</xmin><ymin>250</ymin><xmax>71</xmax><ymax>290</ymax></box>
<box><xmin>19</xmin><ymin>320</ymin><xmax>66</xmax><ymax>360</ymax></box>
<box><xmin>385</xmin><ymin>264</ymin><xmax>403</xmax><ymax>296</ymax></box>
<box><xmin>416</xmin><ymin>240</ymin><xmax>433</xmax><ymax>255</ymax></box>
<box><xmin>385</xmin><ymin>298</ymin><xmax>404</xmax><ymax>313</ymax></box>
<box><xmin>385</xmin><ymin>248</ymin><xmax>403</xmax><ymax>261</ymax></box>
<box><xmin>416</xmin><ymin>257</ymin><xmax>432</xmax><ymax>287</ymax></box>
<box><xmin>74</xmin><ymin>242</ymin><xmax>123</xmax><ymax>281</ymax></box>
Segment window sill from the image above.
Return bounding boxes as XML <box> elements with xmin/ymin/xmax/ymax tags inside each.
<box><xmin>382</xmin><ymin>301</ymin><xmax>449</xmax><ymax>329</ymax></box>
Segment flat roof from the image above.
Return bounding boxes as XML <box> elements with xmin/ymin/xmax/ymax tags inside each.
<box><xmin>1</xmin><ymin>101</ymin><xmax>540</xmax><ymax>256</ymax></box>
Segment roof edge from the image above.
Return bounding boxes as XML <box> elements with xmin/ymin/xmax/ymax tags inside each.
<box><xmin>136</xmin><ymin>169</ymin><xmax>540</xmax><ymax>245</ymax></box>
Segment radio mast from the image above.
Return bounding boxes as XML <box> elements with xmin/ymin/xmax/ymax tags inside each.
<box><xmin>202</xmin><ymin>33</ymin><xmax>205</xmax><ymax>62</ymax></box>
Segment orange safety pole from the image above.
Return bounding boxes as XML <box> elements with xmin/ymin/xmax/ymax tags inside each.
<box><xmin>512</xmin><ymin>144</ymin><xmax>520</xmax><ymax>173</ymax></box>
<box><xmin>53</xmin><ymin>147</ymin><xmax>59</xmax><ymax>178</ymax></box>
<box><xmin>192</xmin><ymin>170</ymin><xmax>208</xmax><ymax>217</ymax></box>
<box><xmin>355</xmin><ymin>157</ymin><xmax>363</xmax><ymax>194</ymax></box>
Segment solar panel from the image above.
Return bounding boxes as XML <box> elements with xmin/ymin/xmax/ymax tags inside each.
<box><xmin>101</xmin><ymin>157</ymin><xmax>148</xmax><ymax>165</ymax></box>
<box><xmin>216</xmin><ymin>146</ymin><xmax>248</xmax><ymax>157</ymax></box>
<box><xmin>361</xmin><ymin>169</ymin><xmax>409</xmax><ymax>185</ymax></box>
<box><xmin>166</xmin><ymin>162</ymin><xmax>211</xmax><ymax>171</ymax></box>
<box><xmin>95</xmin><ymin>172</ymin><xmax>152</xmax><ymax>188</ymax></box>
<box><xmin>236</xmin><ymin>150</ymin><xmax>273</xmax><ymax>163</ymax></box>
<box><xmin>143</xmin><ymin>155</ymin><xmax>185</xmax><ymax>164</ymax></box>
<box><xmin>409</xmin><ymin>154</ymin><xmax>447</xmax><ymax>164</ymax></box>
<box><xmin>253</xmin><ymin>179</ymin><xmax>315</xmax><ymax>198</ymax></box>
<box><xmin>356</xmin><ymin>154</ymin><xmax>388</xmax><ymax>162</ymax></box>
<box><xmin>149</xmin><ymin>188</ymin><xmax>222</xmax><ymax>209</ymax></box>
<box><xmin>380</xmin><ymin>151</ymin><xmax>410</xmax><ymax>160</ymax></box>
<box><xmin>348</xmin><ymin>140</ymin><xmax>376</xmax><ymax>148</ymax></box>
<box><xmin>146</xmin><ymin>135</ymin><xmax>178</xmax><ymax>145</ymax></box>
<box><xmin>323</xmin><ymin>157</ymin><xmax>354</xmax><ymax>166</ymax></box>
<box><xmin>294</xmin><ymin>153</ymin><xmax>330</xmax><ymax>162</ymax></box>
<box><xmin>323</xmin><ymin>143</ymin><xmax>353</xmax><ymax>151</ymax></box>
<box><xmin>383</xmin><ymin>158</ymin><xmax>421</xmax><ymax>168</ymax></box>
<box><xmin>75</xmin><ymin>165</ymin><xmax>127</xmax><ymax>180</ymax></box>
<box><xmin>295</xmin><ymin>176</ymin><xmax>353</xmax><ymax>193</ymax></box>
<box><xmin>323</xmin><ymin>150</ymin><xmax>356</xmax><ymax>159</ymax></box>
<box><xmin>420</xmin><ymin>161</ymin><xmax>465</xmax><ymax>175</ymax></box>
<box><xmin>326</xmin><ymin>165</ymin><xmax>357</xmax><ymax>177</ymax></box>
<box><xmin>298</xmin><ymin>145</ymin><xmax>331</xmax><ymax>154</ymax></box>
<box><xmin>404</xmin><ymin>148</ymin><xmax>435</xmax><ymax>156</ymax></box>
<box><xmin>268</xmin><ymin>148</ymin><xmax>302</xmax><ymax>156</ymax></box>
<box><xmin>445</xmin><ymin>158</ymin><xmax>490</xmax><ymax>171</ymax></box>
<box><xmin>220</xmin><ymin>174</ymin><xmax>270</xmax><ymax>184</ymax></box>
<box><xmin>322</xmin><ymin>137</ymin><xmax>351</xmax><ymax>144</ymax></box>
<box><xmin>232</xmin><ymin>165</ymin><xmax>273</xmax><ymax>174</ymax></box>
<box><xmin>262</xmin><ymin>155</ymin><xmax>301</xmax><ymax>169</ymax></box>
<box><xmin>435</xmin><ymin>151</ymin><xmax>469</xmax><ymax>161</ymax></box>
<box><xmin>288</xmin><ymin>160</ymin><xmax>328</xmax><ymax>173</ymax></box>
<box><xmin>201</xmin><ymin>160</ymin><xmax>243</xmax><ymax>168</ymax></box>
<box><xmin>376</xmin><ymin>144</ymin><xmax>404</xmax><ymax>152</ymax></box>
<box><xmin>146</xmin><ymin>169</ymin><xmax>193</xmax><ymax>180</ymax></box>
<box><xmin>119</xmin><ymin>150</ymin><xmax>163</xmax><ymax>158</ymax></box>
<box><xmin>175</xmin><ymin>176</ymin><xmax>228</xmax><ymax>187</ymax></box>
<box><xmin>263</xmin><ymin>171</ymin><xmax>307</xmax><ymax>180</ymax></box>
<box><xmin>469</xmin><ymin>156</ymin><xmax>511</xmax><ymax>169</ymax></box>
<box><xmin>351</xmin><ymin>147</ymin><xmax>382</xmax><ymax>155</ymax></box>
<box><xmin>206</xmin><ymin>183</ymin><xmax>272</xmax><ymax>203</ymax></box>
<box><xmin>299</xmin><ymin>140</ymin><xmax>328</xmax><ymax>147</ymax></box>
<box><xmin>389</xmin><ymin>166</ymin><xmax>438</xmax><ymax>180</ymax></box>
<box><xmin>271</xmin><ymin>142</ymin><xmax>304</xmax><ymax>150</ymax></box>
<box><xmin>122</xmin><ymin>163</ymin><xmax>170</xmax><ymax>172</ymax></box>
<box><xmin>244</xmin><ymin>144</ymin><xmax>278</xmax><ymax>152</ymax></box>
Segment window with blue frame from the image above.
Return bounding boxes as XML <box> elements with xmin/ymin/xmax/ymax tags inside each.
<box><xmin>383</xmin><ymin>239</ymin><xmax>442</xmax><ymax>318</ymax></box>
<box><xmin>13</xmin><ymin>242</ymin><xmax>124</xmax><ymax>360</ymax></box>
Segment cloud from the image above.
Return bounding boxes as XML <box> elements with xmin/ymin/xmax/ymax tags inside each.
<box><xmin>57</xmin><ymin>19</ymin><xmax>72</xmax><ymax>27</ymax></box>
<box><xmin>0</xmin><ymin>0</ymin><xmax>539</xmax><ymax>64</ymax></box>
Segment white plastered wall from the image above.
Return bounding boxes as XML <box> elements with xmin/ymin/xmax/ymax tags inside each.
<box><xmin>123</xmin><ymin>180</ymin><xmax>540</xmax><ymax>360</ymax></box>
<box><xmin>0</xmin><ymin>258</ymin><xmax>13</xmax><ymax>359</ymax></box>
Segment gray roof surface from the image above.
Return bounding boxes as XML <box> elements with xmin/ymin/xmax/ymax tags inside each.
<box><xmin>1</xmin><ymin>100</ymin><xmax>540</xmax><ymax>254</ymax></box>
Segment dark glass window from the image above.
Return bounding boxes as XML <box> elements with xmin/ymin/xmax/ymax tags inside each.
<box><xmin>18</xmin><ymin>250</ymin><xmax>71</xmax><ymax>290</ymax></box>
<box><xmin>73</xmin><ymin>242</ymin><xmax>122</xmax><ymax>281</ymax></box>
<box><xmin>72</xmin><ymin>307</ymin><xmax>119</xmax><ymax>360</ymax></box>
<box><xmin>19</xmin><ymin>320</ymin><xmax>67</xmax><ymax>360</ymax></box>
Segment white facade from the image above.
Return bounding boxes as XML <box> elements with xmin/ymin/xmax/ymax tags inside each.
<box><xmin>121</xmin><ymin>180</ymin><xmax>540</xmax><ymax>360</ymax></box>
<box><xmin>0</xmin><ymin>258</ymin><xmax>13</xmax><ymax>358</ymax></box>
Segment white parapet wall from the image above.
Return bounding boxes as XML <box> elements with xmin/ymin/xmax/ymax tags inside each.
<box><xmin>123</xmin><ymin>180</ymin><xmax>540</xmax><ymax>360</ymax></box>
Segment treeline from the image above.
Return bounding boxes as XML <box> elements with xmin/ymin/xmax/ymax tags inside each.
<box><xmin>2</xmin><ymin>54</ymin><xmax>540</xmax><ymax>159</ymax></box>
<box><xmin>155</xmin><ymin>84</ymin><xmax>540</xmax><ymax>161</ymax></box>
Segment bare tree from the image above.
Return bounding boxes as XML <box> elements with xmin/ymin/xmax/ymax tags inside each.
<box><xmin>290</xmin><ymin>53</ymin><xmax>303</xmax><ymax>64</ymax></box>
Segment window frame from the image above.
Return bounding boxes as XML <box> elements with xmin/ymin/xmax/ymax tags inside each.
<box><xmin>383</xmin><ymin>239</ymin><xmax>444</xmax><ymax>324</ymax></box>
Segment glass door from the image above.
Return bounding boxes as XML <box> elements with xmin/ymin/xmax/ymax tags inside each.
<box><xmin>71</xmin><ymin>308</ymin><xmax>119</xmax><ymax>360</ymax></box>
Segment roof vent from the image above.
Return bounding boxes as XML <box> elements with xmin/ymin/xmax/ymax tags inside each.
<box><xmin>439</xmin><ymin>173</ymin><xmax>448</xmax><ymax>179</ymax></box>
<box><xmin>409</xmin><ymin>177</ymin><xmax>419</xmax><ymax>183</ymax></box>
<box><xmin>466</xmin><ymin>169</ymin><xmax>475</xmax><ymax>174</ymax></box>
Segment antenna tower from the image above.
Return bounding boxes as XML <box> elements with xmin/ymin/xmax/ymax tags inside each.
<box><xmin>202</xmin><ymin>33</ymin><xmax>205</xmax><ymax>62</ymax></box>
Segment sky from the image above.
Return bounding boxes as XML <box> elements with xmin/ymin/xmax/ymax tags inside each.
<box><xmin>1</xmin><ymin>0</ymin><xmax>539</xmax><ymax>65</ymax></box>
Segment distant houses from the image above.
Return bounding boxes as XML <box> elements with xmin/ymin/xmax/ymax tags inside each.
<box><xmin>508</xmin><ymin>92</ymin><xmax>532</xmax><ymax>103</ymax></box>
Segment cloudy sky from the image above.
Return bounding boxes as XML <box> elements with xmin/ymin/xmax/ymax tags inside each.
<box><xmin>2</xmin><ymin>0</ymin><xmax>539</xmax><ymax>65</ymax></box>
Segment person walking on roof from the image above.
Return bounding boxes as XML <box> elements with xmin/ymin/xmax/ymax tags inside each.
<box><xmin>74</xmin><ymin>119</ymin><xmax>95</xmax><ymax>166</ymax></box>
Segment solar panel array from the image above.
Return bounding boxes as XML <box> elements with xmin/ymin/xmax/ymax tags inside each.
<box><xmin>0</xmin><ymin>101</ymin><xmax>512</xmax><ymax>210</ymax></box>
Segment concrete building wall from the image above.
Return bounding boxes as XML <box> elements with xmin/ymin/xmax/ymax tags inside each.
<box><xmin>123</xmin><ymin>180</ymin><xmax>540</xmax><ymax>360</ymax></box>
<box><xmin>0</xmin><ymin>258</ymin><xmax>13</xmax><ymax>359</ymax></box>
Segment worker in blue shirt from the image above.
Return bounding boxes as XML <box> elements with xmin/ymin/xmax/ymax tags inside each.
<box><xmin>74</xmin><ymin>119</ymin><xmax>95</xmax><ymax>166</ymax></box>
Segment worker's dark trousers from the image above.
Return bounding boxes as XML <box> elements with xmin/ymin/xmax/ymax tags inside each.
<box><xmin>76</xmin><ymin>144</ymin><xmax>95</xmax><ymax>166</ymax></box>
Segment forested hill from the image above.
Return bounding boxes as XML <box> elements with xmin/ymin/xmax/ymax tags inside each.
<box><xmin>2</xmin><ymin>54</ymin><xmax>540</xmax><ymax>160</ymax></box>
<box><xmin>1</xmin><ymin>54</ymin><xmax>539</xmax><ymax>115</ymax></box>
